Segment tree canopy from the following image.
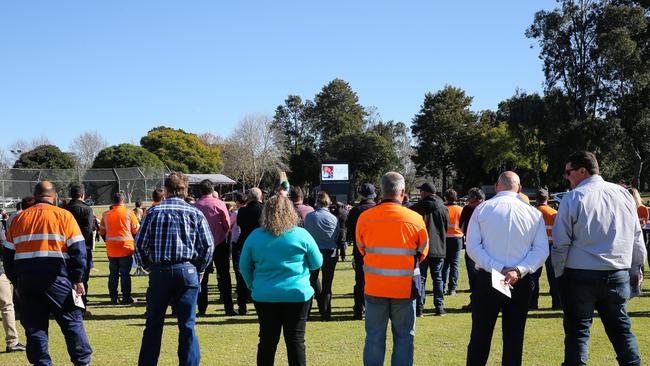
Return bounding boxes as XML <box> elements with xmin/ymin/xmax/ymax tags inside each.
<box><xmin>140</xmin><ymin>126</ymin><xmax>223</xmax><ymax>173</ymax></box>
<box><xmin>92</xmin><ymin>144</ymin><xmax>163</xmax><ymax>169</ymax></box>
<box><xmin>13</xmin><ymin>145</ymin><xmax>76</xmax><ymax>169</ymax></box>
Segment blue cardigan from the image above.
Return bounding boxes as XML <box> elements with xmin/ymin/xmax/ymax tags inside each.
<box><xmin>240</xmin><ymin>226</ymin><xmax>323</xmax><ymax>302</ymax></box>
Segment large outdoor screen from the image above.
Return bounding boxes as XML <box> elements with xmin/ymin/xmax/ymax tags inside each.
<box><xmin>321</xmin><ymin>163</ymin><xmax>349</xmax><ymax>181</ymax></box>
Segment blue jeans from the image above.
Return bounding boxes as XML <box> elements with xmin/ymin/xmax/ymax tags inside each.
<box><xmin>108</xmin><ymin>255</ymin><xmax>133</xmax><ymax>301</ymax></box>
<box><xmin>442</xmin><ymin>237</ymin><xmax>462</xmax><ymax>292</ymax></box>
<box><xmin>138</xmin><ymin>263</ymin><xmax>201</xmax><ymax>366</ymax></box>
<box><xmin>418</xmin><ymin>257</ymin><xmax>444</xmax><ymax>311</ymax></box>
<box><xmin>364</xmin><ymin>295</ymin><xmax>416</xmax><ymax>366</ymax></box>
<box><xmin>560</xmin><ymin>269</ymin><xmax>640</xmax><ymax>366</ymax></box>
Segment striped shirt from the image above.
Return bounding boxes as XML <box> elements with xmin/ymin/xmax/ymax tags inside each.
<box><xmin>134</xmin><ymin>197</ymin><xmax>214</xmax><ymax>273</ymax></box>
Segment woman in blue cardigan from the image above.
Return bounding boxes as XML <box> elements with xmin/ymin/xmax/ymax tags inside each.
<box><xmin>240</xmin><ymin>195</ymin><xmax>323</xmax><ymax>366</ymax></box>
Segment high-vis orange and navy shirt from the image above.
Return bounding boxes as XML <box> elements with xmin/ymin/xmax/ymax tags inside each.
<box><xmin>356</xmin><ymin>200</ymin><xmax>429</xmax><ymax>299</ymax></box>
<box><xmin>3</xmin><ymin>200</ymin><xmax>87</xmax><ymax>284</ymax></box>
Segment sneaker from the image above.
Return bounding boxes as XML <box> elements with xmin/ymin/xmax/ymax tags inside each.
<box><xmin>6</xmin><ymin>343</ymin><xmax>26</xmax><ymax>352</ymax></box>
<box><xmin>416</xmin><ymin>307</ymin><xmax>424</xmax><ymax>317</ymax></box>
<box><xmin>435</xmin><ymin>308</ymin><xmax>447</xmax><ymax>316</ymax></box>
<box><xmin>449</xmin><ymin>290</ymin><xmax>457</xmax><ymax>296</ymax></box>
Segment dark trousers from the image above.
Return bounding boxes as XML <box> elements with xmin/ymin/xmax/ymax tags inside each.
<box><xmin>559</xmin><ymin>269</ymin><xmax>640</xmax><ymax>366</ymax></box>
<box><xmin>442</xmin><ymin>237</ymin><xmax>462</xmax><ymax>292</ymax></box>
<box><xmin>353</xmin><ymin>253</ymin><xmax>365</xmax><ymax>317</ymax></box>
<box><xmin>309</xmin><ymin>249</ymin><xmax>337</xmax><ymax>320</ymax></box>
<box><xmin>232</xmin><ymin>242</ymin><xmax>250</xmax><ymax>310</ymax></box>
<box><xmin>529</xmin><ymin>267</ymin><xmax>543</xmax><ymax>309</ymax></box>
<box><xmin>254</xmin><ymin>300</ymin><xmax>310</xmax><ymax>366</ymax></box>
<box><xmin>197</xmin><ymin>242</ymin><xmax>233</xmax><ymax>314</ymax></box>
<box><xmin>417</xmin><ymin>256</ymin><xmax>444</xmax><ymax>311</ymax></box>
<box><xmin>464</xmin><ymin>251</ymin><xmax>479</xmax><ymax>296</ymax></box>
<box><xmin>138</xmin><ymin>263</ymin><xmax>200</xmax><ymax>366</ymax></box>
<box><xmin>20</xmin><ymin>277</ymin><xmax>92</xmax><ymax>366</ymax></box>
<box><xmin>108</xmin><ymin>255</ymin><xmax>133</xmax><ymax>301</ymax></box>
<box><xmin>466</xmin><ymin>270</ymin><xmax>532</xmax><ymax>366</ymax></box>
<box><xmin>529</xmin><ymin>257</ymin><xmax>562</xmax><ymax>309</ymax></box>
<box><xmin>82</xmin><ymin>246</ymin><xmax>93</xmax><ymax>307</ymax></box>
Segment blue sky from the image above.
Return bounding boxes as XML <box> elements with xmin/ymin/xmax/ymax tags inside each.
<box><xmin>0</xmin><ymin>0</ymin><xmax>557</xmax><ymax>153</ymax></box>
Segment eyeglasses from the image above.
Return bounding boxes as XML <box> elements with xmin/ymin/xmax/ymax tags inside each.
<box><xmin>563</xmin><ymin>168</ymin><xmax>578</xmax><ymax>177</ymax></box>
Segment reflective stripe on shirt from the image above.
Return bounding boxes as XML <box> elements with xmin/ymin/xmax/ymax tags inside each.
<box><xmin>363</xmin><ymin>265</ymin><xmax>414</xmax><ymax>277</ymax></box>
<box><xmin>364</xmin><ymin>247</ymin><xmax>417</xmax><ymax>256</ymax></box>
<box><xmin>15</xmin><ymin>251</ymin><xmax>70</xmax><ymax>260</ymax></box>
<box><xmin>13</xmin><ymin>233</ymin><xmax>66</xmax><ymax>244</ymax></box>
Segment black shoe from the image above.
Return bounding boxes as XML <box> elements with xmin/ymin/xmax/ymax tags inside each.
<box><xmin>6</xmin><ymin>343</ymin><xmax>26</xmax><ymax>352</ymax></box>
<box><xmin>225</xmin><ymin>309</ymin><xmax>237</xmax><ymax>316</ymax></box>
<box><xmin>461</xmin><ymin>303</ymin><xmax>472</xmax><ymax>311</ymax></box>
<box><xmin>238</xmin><ymin>306</ymin><xmax>248</xmax><ymax>315</ymax></box>
<box><xmin>109</xmin><ymin>298</ymin><xmax>119</xmax><ymax>305</ymax></box>
<box><xmin>121</xmin><ymin>297</ymin><xmax>135</xmax><ymax>305</ymax></box>
<box><xmin>435</xmin><ymin>308</ymin><xmax>447</xmax><ymax>316</ymax></box>
<box><xmin>352</xmin><ymin>313</ymin><xmax>363</xmax><ymax>320</ymax></box>
<box><xmin>416</xmin><ymin>307</ymin><xmax>423</xmax><ymax>317</ymax></box>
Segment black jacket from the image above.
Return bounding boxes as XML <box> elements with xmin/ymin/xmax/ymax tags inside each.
<box><xmin>346</xmin><ymin>199</ymin><xmax>377</xmax><ymax>258</ymax></box>
<box><xmin>64</xmin><ymin>199</ymin><xmax>94</xmax><ymax>249</ymax></box>
<box><xmin>236</xmin><ymin>200</ymin><xmax>264</xmax><ymax>248</ymax></box>
<box><xmin>410</xmin><ymin>195</ymin><xmax>449</xmax><ymax>258</ymax></box>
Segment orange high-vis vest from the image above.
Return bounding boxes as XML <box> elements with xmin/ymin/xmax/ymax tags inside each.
<box><xmin>446</xmin><ymin>204</ymin><xmax>463</xmax><ymax>238</ymax></box>
<box><xmin>536</xmin><ymin>204</ymin><xmax>557</xmax><ymax>244</ymax></box>
<box><xmin>100</xmin><ymin>205</ymin><xmax>140</xmax><ymax>258</ymax></box>
<box><xmin>5</xmin><ymin>202</ymin><xmax>84</xmax><ymax>260</ymax></box>
<box><xmin>356</xmin><ymin>201</ymin><xmax>429</xmax><ymax>299</ymax></box>
<box><xmin>637</xmin><ymin>206</ymin><xmax>648</xmax><ymax>228</ymax></box>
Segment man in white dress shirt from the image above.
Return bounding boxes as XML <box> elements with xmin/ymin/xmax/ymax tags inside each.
<box><xmin>465</xmin><ymin>171</ymin><xmax>548</xmax><ymax>366</ymax></box>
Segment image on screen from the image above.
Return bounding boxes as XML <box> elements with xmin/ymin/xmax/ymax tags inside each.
<box><xmin>321</xmin><ymin>164</ymin><xmax>349</xmax><ymax>181</ymax></box>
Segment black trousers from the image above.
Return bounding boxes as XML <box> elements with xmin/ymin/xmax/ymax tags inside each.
<box><xmin>198</xmin><ymin>241</ymin><xmax>234</xmax><ymax>314</ymax></box>
<box><xmin>254</xmin><ymin>300</ymin><xmax>310</xmax><ymax>366</ymax></box>
<box><xmin>464</xmin><ymin>251</ymin><xmax>479</xmax><ymax>293</ymax></box>
<box><xmin>309</xmin><ymin>249</ymin><xmax>337</xmax><ymax>320</ymax></box>
<box><xmin>353</xmin><ymin>253</ymin><xmax>365</xmax><ymax>317</ymax></box>
<box><xmin>466</xmin><ymin>270</ymin><xmax>532</xmax><ymax>366</ymax></box>
<box><xmin>232</xmin><ymin>242</ymin><xmax>250</xmax><ymax>310</ymax></box>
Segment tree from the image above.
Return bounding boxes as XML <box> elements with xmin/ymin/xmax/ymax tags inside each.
<box><xmin>411</xmin><ymin>86</ymin><xmax>474</xmax><ymax>190</ymax></box>
<box><xmin>222</xmin><ymin>115</ymin><xmax>286</xmax><ymax>190</ymax></box>
<box><xmin>272</xmin><ymin>95</ymin><xmax>315</xmax><ymax>156</ymax></box>
<box><xmin>476</xmin><ymin>123</ymin><xmax>524</xmax><ymax>174</ymax></box>
<box><xmin>92</xmin><ymin>144</ymin><xmax>163</xmax><ymax>169</ymax></box>
<box><xmin>69</xmin><ymin>131</ymin><xmax>108</xmax><ymax>170</ymax></box>
<box><xmin>13</xmin><ymin>145</ymin><xmax>76</xmax><ymax>169</ymax></box>
<box><xmin>311</xmin><ymin>79</ymin><xmax>366</xmax><ymax>153</ymax></box>
<box><xmin>140</xmin><ymin>127</ymin><xmax>223</xmax><ymax>173</ymax></box>
<box><xmin>368</xmin><ymin>121</ymin><xmax>416</xmax><ymax>192</ymax></box>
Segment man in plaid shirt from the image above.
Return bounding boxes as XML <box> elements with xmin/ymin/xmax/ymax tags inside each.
<box><xmin>134</xmin><ymin>172</ymin><xmax>214</xmax><ymax>366</ymax></box>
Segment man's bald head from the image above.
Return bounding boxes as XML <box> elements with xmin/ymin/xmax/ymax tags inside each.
<box><xmin>496</xmin><ymin>171</ymin><xmax>521</xmax><ymax>193</ymax></box>
<box><xmin>34</xmin><ymin>181</ymin><xmax>57</xmax><ymax>202</ymax></box>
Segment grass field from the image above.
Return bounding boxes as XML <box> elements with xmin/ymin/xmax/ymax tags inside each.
<box><xmin>1</xmin><ymin>205</ymin><xmax>650</xmax><ymax>365</ymax></box>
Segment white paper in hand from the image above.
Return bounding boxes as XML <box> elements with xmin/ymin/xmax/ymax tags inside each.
<box><xmin>72</xmin><ymin>289</ymin><xmax>85</xmax><ymax>309</ymax></box>
<box><xmin>491</xmin><ymin>268</ymin><xmax>511</xmax><ymax>298</ymax></box>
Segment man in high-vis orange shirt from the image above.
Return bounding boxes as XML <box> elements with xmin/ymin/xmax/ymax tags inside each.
<box><xmin>100</xmin><ymin>193</ymin><xmax>140</xmax><ymax>305</ymax></box>
<box><xmin>3</xmin><ymin>181</ymin><xmax>92</xmax><ymax>366</ymax></box>
<box><xmin>443</xmin><ymin>189</ymin><xmax>463</xmax><ymax>296</ymax></box>
<box><xmin>356</xmin><ymin>172</ymin><xmax>429</xmax><ymax>366</ymax></box>
<box><xmin>533</xmin><ymin>188</ymin><xmax>561</xmax><ymax>310</ymax></box>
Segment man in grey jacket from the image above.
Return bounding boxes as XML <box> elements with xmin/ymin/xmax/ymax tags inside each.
<box><xmin>553</xmin><ymin>151</ymin><xmax>646</xmax><ymax>366</ymax></box>
<box><xmin>410</xmin><ymin>182</ymin><xmax>449</xmax><ymax>316</ymax></box>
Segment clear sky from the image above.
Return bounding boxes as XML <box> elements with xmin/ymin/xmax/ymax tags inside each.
<box><xmin>0</xmin><ymin>0</ymin><xmax>558</xmax><ymax>154</ymax></box>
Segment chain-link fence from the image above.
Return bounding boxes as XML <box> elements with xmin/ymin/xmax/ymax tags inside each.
<box><xmin>0</xmin><ymin>167</ymin><xmax>169</xmax><ymax>208</ymax></box>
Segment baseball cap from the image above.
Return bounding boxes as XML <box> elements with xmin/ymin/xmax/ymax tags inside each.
<box><xmin>416</xmin><ymin>182</ymin><xmax>436</xmax><ymax>194</ymax></box>
<box><xmin>359</xmin><ymin>183</ymin><xmax>376</xmax><ymax>198</ymax></box>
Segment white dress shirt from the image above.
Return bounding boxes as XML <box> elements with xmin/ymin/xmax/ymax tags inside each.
<box><xmin>466</xmin><ymin>191</ymin><xmax>549</xmax><ymax>276</ymax></box>
<box><xmin>551</xmin><ymin>175</ymin><xmax>647</xmax><ymax>277</ymax></box>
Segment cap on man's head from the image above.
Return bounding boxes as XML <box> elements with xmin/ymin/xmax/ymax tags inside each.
<box><xmin>536</xmin><ymin>188</ymin><xmax>549</xmax><ymax>202</ymax></box>
<box><xmin>358</xmin><ymin>183</ymin><xmax>376</xmax><ymax>198</ymax></box>
<box><xmin>417</xmin><ymin>182</ymin><xmax>436</xmax><ymax>194</ymax></box>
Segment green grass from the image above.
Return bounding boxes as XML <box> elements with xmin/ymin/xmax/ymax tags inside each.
<box><xmin>3</xmin><ymin>212</ymin><xmax>650</xmax><ymax>365</ymax></box>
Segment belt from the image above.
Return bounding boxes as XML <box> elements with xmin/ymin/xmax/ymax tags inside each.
<box><xmin>149</xmin><ymin>261</ymin><xmax>191</xmax><ymax>268</ymax></box>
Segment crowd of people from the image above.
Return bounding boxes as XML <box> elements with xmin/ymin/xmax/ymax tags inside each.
<box><xmin>0</xmin><ymin>150</ymin><xmax>647</xmax><ymax>366</ymax></box>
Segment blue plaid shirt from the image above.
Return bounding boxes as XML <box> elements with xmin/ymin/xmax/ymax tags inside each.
<box><xmin>134</xmin><ymin>197</ymin><xmax>214</xmax><ymax>273</ymax></box>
